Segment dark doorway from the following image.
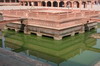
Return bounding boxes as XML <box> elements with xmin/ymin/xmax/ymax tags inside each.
<box><xmin>25</xmin><ymin>2</ymin><xmax>28</xmax><ymax>6</ymax></box>
<box><xmin>5</xmin><ymin>0</ymin><xmax>10</xmax><ymax>2</ymax></box>
<box><xmin>42</xmin><ymin>1</ymin><xmax>45</xmax><ymax>6</ymax></box>
<box><xmin>59</xmin><ymin>1</ymin><xmax>64</xmax><ymax>7</ymax></box>
<box><xmin>74</xmin><ymin>1</ymin><xmax>80</xmax><ymax>8</ymax></box>
<box><xmin>29</xmin><ymin>2</ymin><xmax>32</xmax><ymax>6</ymax></box>
<box><xmin>82</xmin><ymin>2</ymin><xmax>86</xmax><ymax>8</ymax></box>
<box><xmin>16</xmin><ymin>0</ymin><xmax>19</xmax><ymax>2</ymax></box>
<box><xmin>0</xmin><ymin>0</ymin><xmax>4</xmax><ymax>2</ymax></box>
<box><xmin>66</xmin><ymin>1</ymin><xmax>72</xmax><ymax>8</ymax></box>
<box><xmin>53</xmin><ymin>1</ymin><xmax>58</xmax><ymax>7</ymax></box>
<box><xmin>47</xmin><ymin>1</ymin><xmax>51</xmax><ymax>7</ymax></box>
<box><xmin>34</xmin><ymin>2</ymin><xmax>38</xmax><ymax>6</ymax></box>
<box><xmin>11</xmin><ymin>0</ymin><xmax>15</xmax><ymax>2</ymax></box>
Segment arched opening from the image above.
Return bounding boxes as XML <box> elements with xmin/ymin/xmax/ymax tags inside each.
<box><xmin>87</xmin><ymin>1</ymin><xmax>91</xmax><ymax>5</ymax></box>
<box><xmin>29</xmin><ymin>2</ymin><xmax>32</xmax><ymax>6</ymax></box>
<box><xmin>11</xmin><ymin>0</ymin><xmax>15</xmax><ymax>2</ymax></box>
<box><xmin>0</xmin><ymin>0</ymin><xmax>4</xmax><ymax>2</ymax></box>
<box><xmin>95</xmin><ymin>1</ymin><xmax>97</xmax><ymax>4</ymax></box>
<box><xmin>53</xmin><ymin>1</ymin><xmax>58</xmax><ymax>7</ymax></box>
<box><xmin>16</xmin><ymin>0</ymin><xmax>19</xmax><ymax>2</ymax></box>
<box><xmin>73</xmin><ymin>1</ymin><xmax>80</xmax><ymax>8</ymax></box>
<box><xmin>21</xmin><ymin>2</ymin><xmax>23</xmax><ymax>6</ymax></box>
<box><xmin>5</xmin><ymin>0</ymin><xmax>10</xmax><ymax>2</ymax></box>
<box><xmin>66</xmin><ymin>1</ymin><xmax>72</xmax><ymax>8</ymax></box>
<box><xmin>82</xmin><ymin>2</ymin><xmax>86</xmax><ymax>8</ymax></box>
<box><xmin>42</xmin><ymin>1</ymin><xmax>46</xmax><ymax>6</ymax></box>
<box><xmin>59</xmin><ymin>1</ymin><xmax>64</xmax><ymax>7</ymax></box>
<box><xmin>25</xmin><ymin>2</ymin><xmax>28</xmax><ymax>6</ymax></box>
<box><xmin>34</xmin><ymin>2</ymin><xmax>38</xmax><ymax>6</ymax></box>
<box><xmin>47</xmin><ymin>1</ymin><xmax>51</xmax><ymax>7</ymax></box>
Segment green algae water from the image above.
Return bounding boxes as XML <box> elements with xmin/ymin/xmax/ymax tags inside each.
<box><xmin>0</xmin><ymin>24</ymin><xmax>100</xmax><ymax>66</ymax></box>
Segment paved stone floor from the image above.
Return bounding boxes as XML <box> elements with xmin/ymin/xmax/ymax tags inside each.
<box><xmin>95</xmin><ymin>62</ymin><xmax>100</xmax><ymax>66</ymax></box>
<box><xmin>0</xmin><ymin>48</ymin><xmax>50</xmax><ymax>66</ymax></box>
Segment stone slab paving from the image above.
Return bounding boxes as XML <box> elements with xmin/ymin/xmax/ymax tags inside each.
<box><xmin>0</xmin><ymin>48</ymin><xmax>50</xmax><ymax>66</ymax></box>
<box><xmin>95</xmin><ymin>61</ymin><xmax>100</xmax><ymax>66</ymax></box>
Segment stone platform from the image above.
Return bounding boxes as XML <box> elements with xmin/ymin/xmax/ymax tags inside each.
<box><xmin>95</xmin><ymin>61</ymin><xmax>100</xmax><ymax>66</ymax></box>
<box><xmin>0</xmin><ymin>48</ymin><xmax>50</xmax><ymax>66</ymax></box>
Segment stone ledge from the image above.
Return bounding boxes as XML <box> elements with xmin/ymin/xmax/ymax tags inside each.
<box><xmin>95</xmin><ymin>61</ymin><xmax>100</xmax><ymax>66</ymax></box>
<box><xmin>0</xmin><ymin>48</ymin><xmax>50</xmax><ymax>66</ymax></box>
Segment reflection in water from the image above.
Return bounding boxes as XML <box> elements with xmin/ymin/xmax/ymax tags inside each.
<box><xmin>0</xmin><ymin>28</ymin><xmax>100</xmax><ymax>66</ymax></box>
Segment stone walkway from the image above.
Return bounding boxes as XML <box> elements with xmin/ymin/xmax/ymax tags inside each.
<box><xmin>95</xmin><ymin>62</ymin><xmax>100</xmax><ymax>66</ymax></box>
<box><xmin>0</xmin><ymin>48</ymin><xmax>50</xmax><ymax>66</ymax></box>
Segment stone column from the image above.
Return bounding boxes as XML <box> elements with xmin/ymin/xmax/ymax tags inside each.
<box><xmin>58</xmin><ymin>1</ymin><xmax>60</xmax><ymax>7</ymax></box>
<box><xmin>71</xmin><ymin>1</ymin><xmax>74</xmax><ymax>8</ymax></box>
<box><xmin>79</xmin><ymin>1</ymin><xmax>82</xmax><ymax>8</ymax></box>
<box><xmin>15</xmin><ymin>29</ymin><xmax>19</xmax><ymax>32</ymax></box>
<box><xmin>64</xmin><ymin>1</ymin><xmax>66</xmax><ymax>7</ymax></box>
<box><xmin>71</xmin><ymin>32</ymin><xmax>75</xmax><ymax>36</ymax></box>
<box><xmin>54</xmin><ymin>36</ymin><xmax>62</xmax><ymax>40</ymax></box>
<box><xmin>51</xmin><ymin>1</ymin><xmax>53</xmax><ymax>7</ymax></box>
<box><xmin>24</xmin><ymin>29</ymin><xmax>31</xmax><ymax>34</ymax></box>
<box><xmin>9</xmin><ymin>0</ymin><xmax>11</xmax><ymax>3</ymax></box>
<box><xmin>23</xmin><ymin>2</ymin><xmax>26</xmax><ymax>6</ymax></box>
<box><xmin>15</xmin><ymin>0</ymin><xmax>17</xmax><ymax>2</ymax></box>
<box><xmin>27</xmin><ymin>2</ymin><xmax>29</xmax><ymax>6</ymax></box>
<box><xmin>45</xmin><ymin>1</ymin><xmax>47</xmax><ymax>7</ymax></box>
<box><xmin>91</xmin><ymin>1</ymin><xmax>94</xmax><ymax>8</ymax></box>
<box><xmin>94</xmin><ymin>25</ymin><xmax>98</xmax><ymax>29</ymax></box>
<box><xmin>4</xmin><ymin>26</ymin><xmax>8</xmax><ymax>30</ymax></box>
<box><xmin>38</xmin><ymin>2</ymin><xmax>41</xmax><ymax>6</ymax></box>
<box><xmin>4</xmin><ymin>0</ymin><xmax>5</xmax><ymax>2</ymax></box>
<box><xmin>36</xmin><ymin>32</ymin><xmax>42</xmax><ymax>36</ymax></box>
<box><xmin>31</xmin><ymin>2</ymin><xmax>34</xmax><ymax>6</ymax></box>
<box><xmin>79</xmin><ymin>26</ymin><xmax>85</xmax><ymax>33</ymax></box>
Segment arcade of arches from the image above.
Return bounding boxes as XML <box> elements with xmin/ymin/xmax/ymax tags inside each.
<box><xmin>20</xmin><ymin>0</ymin><xmax>100</xmax><ymax>8</ymax></box>
<box><xmin>0</xmin><ymin>0</ymin><xmax>19</xmax><ymax>2</ymax></box>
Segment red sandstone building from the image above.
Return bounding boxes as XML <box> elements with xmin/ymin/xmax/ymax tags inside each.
<box><xmin>0</xmin><ymin>0</ymin><xmax>100</xmax><ymax>8</ymax></box>
<box><xmin>0</xmin><ymin>0</ymin><xmax>100</xmax><ymax>40</ymax></box>
<box><xmin>19</xmin><ymin>0</ymin><xmax>98</xmax><ymax>8</ymax></box>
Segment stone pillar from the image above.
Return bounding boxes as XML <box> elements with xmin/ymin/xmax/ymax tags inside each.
<box><xmin>9</xmin><ymin>0</ymin><xmax>11</xmax><ymax>2</ymax></box>
<box><xmin>36</xmin><ymin>32</ymin><xmax>42</xmax><ymax>36</ymax></box>
<box><xmin>58</xmin><ymin>1</ymin><xmax>60</xmax><ymax>7</ymax></box>
<box><xmin>64</xmin><ymin>1</ymin><xmax>66</xmax><ymax>7</ymax></box>
<box><xmin>23</xmin><ymin>2</ymin><xmax>26</xmax><ymax>6</ymax></box>
<box><xmin>79</xmin><ymin>1</ymin><xmax>82</xmax><ymax>8</ymax></box>
<box><xmin>4</xmin><ymin>26</ymin><xmax>8</xmax><ymax>30</ymax></box>
<box><xmin>24</xmin><ymin>29</ymin><xmax>31</xmax><ymax>34</ymax></box>
<box><xmin>24</xmin><ymin>26</ymin><xmax>31</xmax><ymax>34</ymax></box>
<box><xmin>15</xmin><ymin>29</ymin><xmax>19</xmax><ymax>32</ymax></box>
<box><xmin>79</xmin><ymin>26</ymin><xmax>85</xmax><ymax>33</ymax></box>
<box><xmin>38</xmin><ymin>2</ymin><xmax>41</xmax><ymax>6</ymax></box>
<box><xmin>51</xmin><ymin>1</ymin><xmax>53</xmax><ymax>7</ymax></box>
<box><xmin>4</xmin><ymin>0</ymin><xmax>5</xmax><ymax>3</ymax></box>
<box><xmin>15</xmin><ymin>0</ymin><xmax>17</xmax><ymax>2</ymax></box>
<box><xmin>31</xmin><ymin>2</ymin><xmax>34</xmax><ymax>6</ymax></box>
<box><xmin>71</xmin><ymin>1</ymin><xmax>74</xmax><ymax>8</ymax></box>
<box><xmin>91</xmin><ymin>1</ymin><xmax>94</xmax><ymax>8</ymax></box>
<box><xmin>54</xmin><ymin>36</ymin><xmax>62</xmax><ymax>40</ymax></box>
<box><xmin>27</xmin><ymin>2</ymin><xmax>29</xmax><ymax>6</ymax></box>
<box><xmin>71</xmin><ymin>32</ymin><xmax>75</xmax><ymax>36</ymax></box>
<box><xmin>45</xmin><ymin>1</ymin><xmax>47</xmax><ymax>7</ymax></box>
<box><xmin>94</xmin><ymin>25</ymin><xmax>98</xmax><ymax>29</ymax></box>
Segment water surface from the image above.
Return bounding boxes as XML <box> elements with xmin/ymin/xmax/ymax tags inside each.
<box><xmin>0</xmin><ymin>25</ymin><xmax>100</xmax><ymax>66</ymax></box>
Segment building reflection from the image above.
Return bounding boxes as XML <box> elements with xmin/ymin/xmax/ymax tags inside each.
<box><xmin>0</xmin><ymin>29</ymin><xmax>98</xmax><ymax>65</ymax></box>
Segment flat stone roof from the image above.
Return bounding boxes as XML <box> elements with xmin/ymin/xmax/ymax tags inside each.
<box><xmin>0</xmin><ymin>48</ymin><xmax>50</xmax><ymax>66</ymax></box>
